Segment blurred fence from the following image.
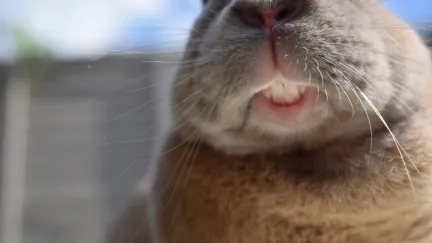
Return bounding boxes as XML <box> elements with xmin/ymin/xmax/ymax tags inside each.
<box><xmin>0</xmin><ymin>53</ymin><xmax>180</xmax><ymax>243</ymax></box>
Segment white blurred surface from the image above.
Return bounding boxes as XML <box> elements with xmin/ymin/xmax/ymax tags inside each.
<box><xmin>0</xmin><ymin>0</ymin><xmax>200</xmax><ymax>61</ymax></box>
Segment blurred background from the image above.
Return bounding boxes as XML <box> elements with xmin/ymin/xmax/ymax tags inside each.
<box><xmin>0</xmin><ymin>1</ymin><xmax>430</xmax><ymax>243</ymax></box>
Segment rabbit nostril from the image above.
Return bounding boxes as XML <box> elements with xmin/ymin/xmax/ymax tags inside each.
<box><xmin>232</xmin><ymin>7</ymin><xmax>265</xmax><ymax>27</ymax></box>
<box><xmin>233</xmin><ymin>2</ymin><xmax>304</xmax><ymax>28</ymax></box>
<box><xmin>277</xmin><ymin>6</ymin><xmax>298</xmax><ymax>22</ymax></box>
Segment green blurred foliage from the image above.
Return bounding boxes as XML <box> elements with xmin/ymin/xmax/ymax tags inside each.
<box><xmin>13</xmin><ymin>26</ymin><xmax>52</xmax><ymax>85</ymax></box>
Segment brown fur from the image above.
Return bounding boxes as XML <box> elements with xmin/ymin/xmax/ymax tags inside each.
<box><xmin>157</xmin><ymin>106</ymin><xmax>432</xmax><ymax>243</ymax></box>
<box><xmin>109</xmin><ymin>105</ymin><xmax>432</xmax><ymax>243</ymax></box>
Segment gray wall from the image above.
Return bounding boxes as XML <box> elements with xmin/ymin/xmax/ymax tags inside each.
<box><xmin>0</xmin><ymin>54</ymin><xmax>181</xmax><ymax>243</ymax></box>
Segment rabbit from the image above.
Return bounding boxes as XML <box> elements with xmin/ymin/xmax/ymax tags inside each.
<box><xmin>108</xmin><ymin>0</ymin><xmax>432</xmax><ymax>242</ymax></box>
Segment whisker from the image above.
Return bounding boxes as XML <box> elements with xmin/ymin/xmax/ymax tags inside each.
<box><xmin>102</xmin><ymin>96</ymin><xmax>163</xmax><ymax>126</ymax></box>
<box><xmin>159</xmin><ymin>135</ymin><xmax>199</xmax><ymax>219</ymax></box>
<box><xmin>103</xmin><ymin>63</ymin><xmax>235</xmax><ymax>127</ymax></box>
<box><xmin>324</xmin><ymin>42</ymin><xmax>429</xmax><ymax>67</ymax></box>
<box><xmin>357</xmin><ymin>88</ymin><xmax>418</xmax><ymax>197</ymax></box>
<box><xmin>162</xmin><ymin>68</ymin><xmax>226</xmax><ymax>240</ymax></box>
<box><xmin>390</xmin><ymin>96</ymin><xmax>419</xmax><ymax>114</ymax></box>
<box><xmin>341</xmin><ymin>62</ymin><xmax>429</xmax><ymax>187</ymax></box>
<box><xmin>100</xmin><ymin>138</ymin><xmax>156</xmax><ymax>146</ymax></box>
<box><xmin>163</xmin><ymin>136</ymin><xmax>203</xmax><ymax>243</ymax></box>
<box><xmin>325</xmin><ymin>71</ymin><xmax>342</xmax><ymax>101</ymax></box>
<box><xmin>336</xmin><ymin>69</ymin><xmax>374</xmax><ymax>159</ymax></box>
<box><xmin>123</xmin><ymin>64</ymin><xmax>203</xmax><ymax>94</ymax></box>
<box><xmin>157</xmin><ymin>70</ymin><xmax>229</xmax><ymax>210</ymax></box>
<box><xmin>332</xmin><ymin>59</ymin><xmax>425</xmax><ymax>193</ymax></box>
<box><xmin>333</xmin><ymin>57</ymin><xmax>428</xmax><ymax>107</ymax></box>
<box><xmin>123</xmin><ymin>84</ymin><xmax>159</xmax><ymax>94</ymax></box>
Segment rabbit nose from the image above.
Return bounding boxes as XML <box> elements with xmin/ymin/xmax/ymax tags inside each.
<box><xmin>232</xmin><ymin>1</ymin><xmax>304</xmax><ymax>28</ymax></box>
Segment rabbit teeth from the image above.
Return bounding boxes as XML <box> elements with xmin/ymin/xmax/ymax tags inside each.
<box><xmin>262</xmin><ymin>81</ymin><xmax>305</xmax><ymax>105</ymax></box>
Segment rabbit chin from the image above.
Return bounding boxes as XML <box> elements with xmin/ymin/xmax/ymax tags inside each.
<box><xmin>188</xmin><ymin>99</ymin><xmax>330</xmax><ymax>156</ymax></box>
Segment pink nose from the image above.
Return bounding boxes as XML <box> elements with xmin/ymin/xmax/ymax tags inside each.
<box><xmin>263</xmin><ymin>10</ymin><xmax>278</xmax><ymax>27</ymax></box>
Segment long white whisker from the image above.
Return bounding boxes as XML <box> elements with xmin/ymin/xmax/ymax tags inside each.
<box><xmin>327</xmin><ymin>56</ymin><xmax>428</xmax><ymax>190</ymax></box>
<box><xmin>334</xmin><ymin>69</ymin><xmax>374</xmax><ymax>157</ymax></box>
<box><xmin>356</xmin><ymin>88</ymin><xmax>418</xmax><ymax>197</ymax></box>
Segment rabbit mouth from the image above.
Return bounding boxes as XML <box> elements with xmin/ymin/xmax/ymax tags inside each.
<box><xmin>242</xmin><ymin>72</ymin><xmax>322</xmax><ymax>127</ymax></box>
<box><xmin>254</xmin><ymin>85</ymin><xmax>319</xmax><ymax>122</ymax></box>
